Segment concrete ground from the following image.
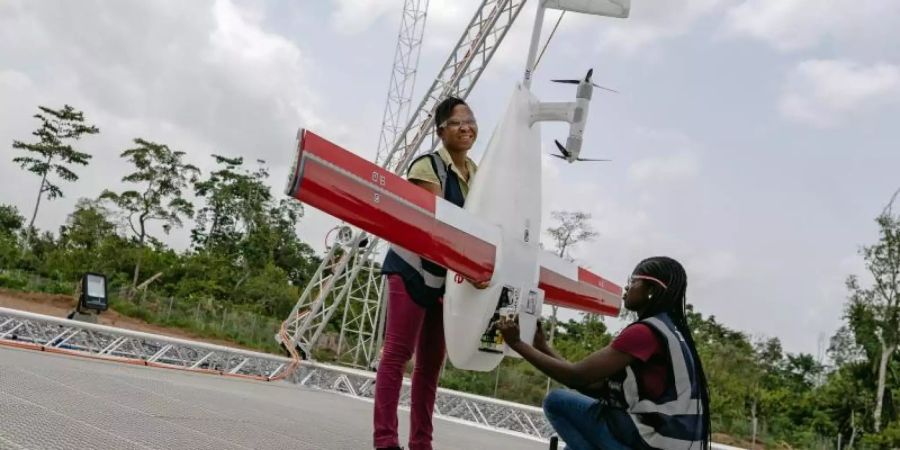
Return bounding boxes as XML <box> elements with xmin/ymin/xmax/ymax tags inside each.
<box><xmin>0</xmin><ymin>346</ymin><xmax>548</xmax><ymax>450</ymax></box>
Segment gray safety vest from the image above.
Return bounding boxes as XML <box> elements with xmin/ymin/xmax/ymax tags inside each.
<box><xmin>603</xmin><ymin>313</ymin><xmax>706</xmax><ymax>449</ymax></box>
<box><xmin>381</xmin><ymin>152</ymin><xmax>465</xmax><ymax>308</ymax></box>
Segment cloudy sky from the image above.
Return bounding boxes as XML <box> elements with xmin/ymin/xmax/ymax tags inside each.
<box><xmin>2</xmin><ymin>0</ymin><xmax>899</xmax><ymax>358</ymax></box>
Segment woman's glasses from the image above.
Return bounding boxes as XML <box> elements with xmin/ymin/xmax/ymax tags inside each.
<box><xmin>625</xmin><ymin>274</ymin><xmax>668</xmax><ymax>290</ymax></box>
<box><xmin>440</xmin><ymin>118</ymin><xmax>478</xmax><ymax>129</ymax></box>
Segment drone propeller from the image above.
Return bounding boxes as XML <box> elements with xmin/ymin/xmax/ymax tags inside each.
<box><xmin>554</xmin><ymin>140</ymin><xmax>571</xmax><ymax>158</ymax></box>
<box><xmin>552</xmin><ymin>140</ymin><xmax>611</xmax><ymax>163</ymax></box>
<box><xmin>576</xmin><ymin>157</ymin><xmax>612</xmax><ymax>162</ymax></box>
<box><xmin>551</xmin><ymin>79</ymin><xmax>618</xmax><ymax>93</ymax></box>
<box><xmin>552</xmin><ymin>68</ymin><xmax>618</xmax><ymax>92</ymax></box>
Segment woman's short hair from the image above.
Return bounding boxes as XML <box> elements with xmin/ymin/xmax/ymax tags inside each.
<box><xmin>434</xmin><ymin>97</ymin><xmax>468</xmax><ymax>132</ymax></box>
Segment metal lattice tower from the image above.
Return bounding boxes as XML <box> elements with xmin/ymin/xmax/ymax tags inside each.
<box><xmin>381</xmin><ymin>0</ymin><xmax>529</xmax><ymax>173</ymax></box>
<box><xmin>281</xmin><ymin>0</ymin><xmax>529</xmax><ymax>369</ymax></box>
<box><xmin>333</xmin><ymin>0</ymin><xmax>429</xmax><ymax>369</ymax></box>
<box><xmin>375</xmin><ymin>0</ymin><xmax>429</xmax><ymax>166</ymax></box>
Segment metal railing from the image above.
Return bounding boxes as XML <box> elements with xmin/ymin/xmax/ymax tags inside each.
<box><xmin>0</xmin><ymin>307</ymin><xmax>549</xmax><ymax>440</ymax></box>
<box><xmin>0</xmin><ymin>306</ymin><xmax>746</xmax><ymax>448</ymax></box>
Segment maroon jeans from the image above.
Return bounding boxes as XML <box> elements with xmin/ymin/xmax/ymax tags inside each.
<box><xmin>373</xmin><ymin>275</ymin><xmax>446</xmax><ymax>450</ymax></box>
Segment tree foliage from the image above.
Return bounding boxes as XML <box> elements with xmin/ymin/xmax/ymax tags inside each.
<box><xmin>544</xmin><ymin>210</ymin><xmax>600</xmax><ymax>343</ymax></box>
<box><xmin>0</xmin><ymin>204</ymin><xmax>25</xmax><ymax>268</ymax></box>
<box><xmin>188</xmin><ymin>155</ymin><xmax>318</xmax><ymax>314</ymax></box>
<box><xmin>101</xmin><ymin>138</ymin><xmax>200</xmax><ymax>288</ymax></box>
<box><xmin>11</xmin><ymin>105</ymin><xmax>99</xmax><ymax>245</ymax></box>
<box><xmin>846</xmin><ymin>209</ymin><xmax>900</xmax><ymax>433</ymax></box>
<box><xmin>546</xmin><ymin>210</ymin><xmax>598</xmax><ymax>261</ymax></box>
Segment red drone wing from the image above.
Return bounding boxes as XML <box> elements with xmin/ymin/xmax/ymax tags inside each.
<box><xmin>539</xmin><ymin>251</ymin><xmax>622</xmax><ymax>316</ymax></box>
<box><xmin>286</xmin><ymin>129</ymin><xmax>622</xmax><ymax>316</ymax></box>
<box><xmin>286</xmin><ymin>129</ymin><xmax>497</xmax><ymax>283</ymax></box>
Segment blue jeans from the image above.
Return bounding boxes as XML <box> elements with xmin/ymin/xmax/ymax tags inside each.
<box><xmin>543</xmin><ymin>389</ymin><xmax>631</xmax><ymax>450</ymax></box>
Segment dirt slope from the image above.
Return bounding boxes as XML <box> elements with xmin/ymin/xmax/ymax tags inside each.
<box><xmin>0</xmin><ymin>288</ymin><xmax>251</xmax><ymax>349</ymax></box>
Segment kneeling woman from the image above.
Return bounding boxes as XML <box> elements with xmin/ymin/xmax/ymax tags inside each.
<box><xmin>497</xmin><ymin>256</ymin><xmax>711</xmax><ymax>450</ymax></box>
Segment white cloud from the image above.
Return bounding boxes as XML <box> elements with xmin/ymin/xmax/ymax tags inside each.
<box><xmin>0</xmin><ymin>0</ymin><xmax>330</xmax><ymax>249</ymax></box>
<box><xmin>628</xmin><ymin>151</ymin><xmax>700</xmax><ymax>184</ymax></box>
<box><xmin>779</xmin><ymin>59</ymin><xmax>900</xmax><ymax>127</ymax></box>
<box><xmin>685</xmin><ymin>250</ymin><xmax>740</xmax><ymax>290</ymax></box>
<box><xmin>0</xmin><ymin>70</ymin><xmax>31</xmax><ymax>90</ymax></box>
<box><xmin>421</xmin><ymin>0</ymin><xmax>483</xmax><ymax>52</ymax></box>
<box><xmin>725</xmin><ymin>0</ymin><xmax>900</xmax><ymax>51</ymax></box>
<box><xmin>328</xmin><ymin>0</ymin><xmax>476</xmax><ymax>43</ymax></box>
<box><xmin>422</xmin><ymin>0</ymin><xmax>732</xmax><ymax>61</ymax></box>
<box><xmin>597</xmin><ymin>0</ymin><xmax>730</xmax><ymax>55</ymax></box>
<box><xmin>329</xmin><ymin>0</ymin><xmax>396</xmax><ymax>35</ymax></box>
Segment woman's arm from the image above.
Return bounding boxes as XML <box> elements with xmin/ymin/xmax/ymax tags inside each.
<box><xmin>498</xmin><ymin>316</ymin><xmax>634</xmax><ymax>389</ymax></box>
<box><xmin>410</xmin><ymin>178</ymin><xmax>442</xmax><ymax>196</ymax></box>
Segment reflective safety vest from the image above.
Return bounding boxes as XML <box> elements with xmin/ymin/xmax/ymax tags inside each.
<box><xmin>381</xmin><ymin>152</ymin><xmax>466</xmax><ymax>308</ymax></box>
<box><xmin>603</xmin><ymin>312</ymin><xmax>706</xmax><ymax>449</ymax></box>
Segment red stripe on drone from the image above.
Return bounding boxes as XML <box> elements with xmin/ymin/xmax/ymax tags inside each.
<box><xmin>539</xmin><ymin>267</ymin><xmax>621</xmax><ymax>316</ymax></box>
<box><xmin>577</xmin><ymin>267</ymin><xmax>623</xmax><ymax>297</ymax></box>
<box><xmin>289</xmin><ymin>131</ymin><xmax>494</xmax><ymax>282</ymax></box>
<box><xmin>298</xmin><ymin>130</ymin><xmax>437</xmax><ymax>215</ymax></box>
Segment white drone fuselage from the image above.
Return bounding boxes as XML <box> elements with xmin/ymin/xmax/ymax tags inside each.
<box><xmin>444</xmin><ymin>80</ymin><xmax>596</xmax><ymax>369</ymax></box>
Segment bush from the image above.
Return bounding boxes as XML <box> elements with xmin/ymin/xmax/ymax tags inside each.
<box><xmin>0</xmin><ymin>234</ymin><xmax>21</xmax><ymax>269</ymax></box>
<box><xmin>861</xmin><ymin>420</ymin><xmax>900</xmax><ymax>448</ymax></box>
<box><xmin>235</xmin><ymin>263</ymin><xmax>297</xmax><ymax>317</ymax></box>
<box><xmin>0</xmin><ymin>271</ymin><xmax>27</xmax><ymax>290</ymax></box>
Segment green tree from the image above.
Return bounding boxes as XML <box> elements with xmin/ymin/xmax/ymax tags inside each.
<box><xmin>191</xmin><ymin>156</ymin><xmax>316</xmax><ymax>293</ymax></box>
<box><xmin>544</xmin><ymin>210</ymin><xmax>599</xmax><ymax>341</ymax></box>
<box><xmin>0</xmin><ymin>204</ymin><xmax>25</xmax><ymax>268</ymax></box>
<box><xmin>546</xmin><ymin>210</ymin><xmax>598</xmax><ymax>261</ymax></box>
<box><xmin>192</xmin><ymin>156</ymin><xmax>272</xmax><ymax>254</ymax></box>
<box><xmin>101</xmin><ymin>138</ymin><xmax>200</xmax><ymax>290</ymax></box>
<box><xmin>59</xmin><ymin>199</ymin><xmax>117</xmax><ymax>251</ymax></box>
<box><xmin>41</xmin><ymin>199</ymin><xmax>131</xmax><ymax>282</ymax></box>
<box><xmin>689</xmin><ymin>309</ymin><xmax>763</xmax><ymax>434</ymax></box>
<box><xmin>829</xmin><ymin>324</ymin><xmax>867</xmax><ymax>368</ymax></box>
<box><xmin>845</xmin><ymin>208</ymin><xmax>900</xmax><ymax>433</ymax></box>
<box><xmin>816</xmin><ymin>360</ymin><xmax>872</xmax><ymax>447</ymax></box>
<box><xmin>258</xmin><ymin>197</ymin><xmax>318</xmax><ymax>287</ymax></box>
<box><xmin>11</xmin><ymin>105</ymin><xmax>99</xmax><ymax>246</ymax></box>
<box><xmin>0</xmin><ymin>204</ymin><xmax>25</xmax><ymax>236</ymax></box>
<box><xmin>191</xmin><ymin>155</ymin><xmax>267</xmax><ymax>251</ymax></box>
<box><xmin>553</xmin><ymin>315</ymin><xmax>612</xmax><ymax>361</ymax></box>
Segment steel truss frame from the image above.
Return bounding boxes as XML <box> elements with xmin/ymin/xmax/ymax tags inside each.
<box><xmin>0</xmin><ymin>307</ymin><xmax>552</xmax><ymax>440</ymax></box>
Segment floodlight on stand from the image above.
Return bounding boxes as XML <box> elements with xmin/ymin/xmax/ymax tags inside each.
<box><xmin>79</xmin><ymin>272</ymin><xmax>109</xmax><ymax>312</ymax></box>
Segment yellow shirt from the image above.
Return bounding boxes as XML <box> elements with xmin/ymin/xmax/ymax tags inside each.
<box><xmin>407</xmin><ymin>146</ymin><xmax>478</xmax><ymax>197</ymax></box>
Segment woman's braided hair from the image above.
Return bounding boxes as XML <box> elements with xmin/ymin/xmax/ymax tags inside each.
<box><xmin>633</xmin><ymin>256</ymin><xmax>711</xmax><ymax>449</ymax></box>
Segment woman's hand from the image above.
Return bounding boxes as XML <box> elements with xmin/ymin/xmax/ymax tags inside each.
<box><xmin>533</xmin><ymin>319</ymin><xmax>548</xmax><ymax>350</ymax></box>
<box><xmin>496</xmin><ymin>315</ymin><xmax>521</xmax><ymax>346</ymax></box>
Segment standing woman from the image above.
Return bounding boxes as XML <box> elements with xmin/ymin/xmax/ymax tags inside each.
<box><xmin>374</xmin><ymin>97</ymin><xmax>484</xmax><ymax>450</ymax></box>
<box><xmin>498</xmin><ymin>256</ymin><xmax>711</xmax><ymax>449</ymax></box>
